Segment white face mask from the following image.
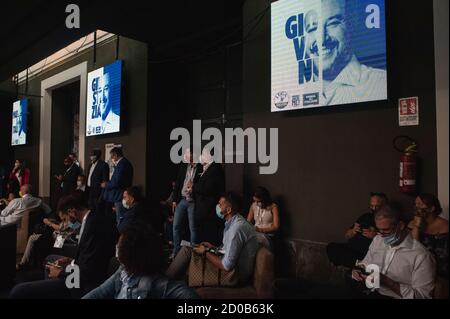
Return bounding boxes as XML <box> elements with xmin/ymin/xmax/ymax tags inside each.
<box><xmin>122</xmin><ymin>198</ymin><xmax>130</xmax><ymax>210</ymax></box>
<box><xmin>90</xmin><ymin>155</ymin><xmax>97</xmax><ymax>163</ymax></box>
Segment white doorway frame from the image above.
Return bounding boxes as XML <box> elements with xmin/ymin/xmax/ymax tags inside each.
<box><xmin>39</xmin><ymin>61</ymin><xmax>87</xmax><ymax>198</ymax></box>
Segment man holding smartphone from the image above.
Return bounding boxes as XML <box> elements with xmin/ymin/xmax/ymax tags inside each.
<box><xmin>326</xmin><ymin>192</ymin><xmax>387</xmax><ymax>268</ymax></box>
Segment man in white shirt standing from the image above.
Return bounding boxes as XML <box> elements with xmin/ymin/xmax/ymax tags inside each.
<box><xmin>352</xmin><ymin>205</ymin><xmax>436</xmax><ymax>299</ymax></box>
<box><xmin>0</xmin><ymin>184</ymin><xmax>51</xmax><ymax>225</ymax></box>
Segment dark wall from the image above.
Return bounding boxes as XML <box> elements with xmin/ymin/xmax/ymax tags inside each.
<box><xmin>0</xmin><ymin>80</ymin><xmax>15</xmax><ymax>187</ymax></box>
<box><xmin>3</xmin><ymin>36</ymin><xmax>148</xmax><ymax>196</ymax></box>
<box><xmin>50</xmin><ymin>81</ymin><xmax>80</xmax><ymax>208</ymax></box>
<box><xmin>147</xmin><ymin>41</ymin><xmax>243</xmax><ymax>204</ymax></box>
<box><xmin>84</xmin><ymin>37</ymin><xmax>148</xmax><ymax>192</ymax></box>
<box><xmin>243</xmin><ymin>0</ymin><xmax>437</xmax><ymax>242</ymax></box>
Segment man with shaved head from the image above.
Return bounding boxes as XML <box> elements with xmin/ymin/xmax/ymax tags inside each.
<box><xmin>0</xmin><ymin>184</ymin><xmax>51</xmax><ymax>225</ymax></box>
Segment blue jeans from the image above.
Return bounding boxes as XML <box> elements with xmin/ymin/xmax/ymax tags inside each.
<box><xmin>172</xmin><ymin>198</ymin><xmax>198</xmax><ymax>256</ymax></box>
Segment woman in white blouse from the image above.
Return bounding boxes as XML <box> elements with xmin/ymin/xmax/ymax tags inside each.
<box><xmin>246</xmin><ymin>186</ymin><xmax>280</xmax><ymax>250</ymax></box>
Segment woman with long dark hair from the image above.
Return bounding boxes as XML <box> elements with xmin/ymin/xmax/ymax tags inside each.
<box><xmin>247</xmin><ymin>186</ymin><xmax>280</xmax><ymax>250</ymax></box>
<box><xmin>8</xmin><ymin>159</ymin><xmax>30</xmax><ymax>194</ymax></box>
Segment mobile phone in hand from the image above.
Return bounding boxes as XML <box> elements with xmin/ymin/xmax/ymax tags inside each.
<box><xmin>353</xmin><ymin>265</ymin><xmax>370</xmax><ymax>276</ymax></box>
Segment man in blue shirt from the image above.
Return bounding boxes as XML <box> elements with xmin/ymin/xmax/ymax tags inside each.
<box><xmin>166</xmin><ymin>192</ymin><xmax>258</xmax><ymax>285</ymax></box>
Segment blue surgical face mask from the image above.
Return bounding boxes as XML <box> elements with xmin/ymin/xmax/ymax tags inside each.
<box><xmin>69</xmin><ymin>221</ymin><xmax>81</xmax><ymax>230</ymax></box>
<box><xmin>383</xmin><ymin>232</ymin><xmax>400</xmax><ymax>246</ymax></box>
<box><xmin>216</xmin><ymin>205</ymin><xmax>225</xmax><ymax>219</ymax></box>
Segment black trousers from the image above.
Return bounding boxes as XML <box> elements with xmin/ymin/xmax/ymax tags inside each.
<box><xmin>9</xmin><ymin>278</ymin><xmax>83</xmax><ymax>299</ymax></box>
<box><xmin>326</xmin><ymin>242</ymin><xmax>365</xmax><ymax>268</ymax></box>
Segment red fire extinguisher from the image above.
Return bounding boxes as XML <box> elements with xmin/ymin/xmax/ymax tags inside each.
<box><xmin>394</xmin><ymin>136</ymin><xmax>418</xmax><ymax>194</ymax></box>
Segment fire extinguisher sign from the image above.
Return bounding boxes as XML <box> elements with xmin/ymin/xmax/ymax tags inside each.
<box><xmin>399</xmin><ymin>97</ymin><xmax>419</xmax><ymax>126</ymax></box>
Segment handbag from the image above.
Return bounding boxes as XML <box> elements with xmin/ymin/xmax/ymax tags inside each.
<box><xmin>188</xmin><ymin>251</ymin><xmax>238</xmax><ymax>288</ymax></box>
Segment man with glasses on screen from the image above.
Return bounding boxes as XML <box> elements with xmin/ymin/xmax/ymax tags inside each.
<box><xmin>304</xmin><ymin>0</ymin><xmax>387</xmax><ymax>105</ymax></box>
<box><xmin>98</xmin><ymin>72</ymin><xmax>120</xmax><ymax>134</ymax></box>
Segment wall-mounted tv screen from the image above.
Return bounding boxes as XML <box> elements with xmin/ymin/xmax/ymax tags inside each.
<box><xmin>271</xmin><ymin>0</ymin><xmax>387</xmax><ymax>112</ymax></box>
<box><xmin>86</xmin><ymin>60</ymin><xmax>122</xmax><ymax>136</ymax></box>
<box><xmin>11</xmin><ymin>98</ymin><xmax>28</xmax><ymax>146</ymax></box>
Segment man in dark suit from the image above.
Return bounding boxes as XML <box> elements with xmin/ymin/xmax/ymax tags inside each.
<box><xmin>86</xmin><ymin>149</ymin><xmax>109</xmax><ymax>210</ymax></box>
<box><xmin>101</xmin><ymin>147</ymin><xmax>133</xmax><ymax>224</ymax></box>
<box><xmin>9</xmin><ymin>193</ymin><xmax>117</xmax><ymax>299</ymax></box>
<box><xmin>193</xmin><ymin>148</ymin><xmax>225</xmax><ymax>246</ymax></box>
<box><xmin>57</xmin><ymin>157</ymin><xmax>80</xmax><ymax>195</ymax></box>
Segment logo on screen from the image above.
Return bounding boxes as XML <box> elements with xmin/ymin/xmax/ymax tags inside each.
<box><xmin>303</xmin><ymin>93</ymin><xmax>319</xmax><ymax>106</ymax></box>
<box><xmin>274</xmin><ymin>91</ymin><xmax>289</xmax><ymax>109</ymax></box>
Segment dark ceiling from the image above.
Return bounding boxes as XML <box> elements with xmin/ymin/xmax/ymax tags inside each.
<box><xmin>0</xmin><ymin>0</ymin><xmax>245</xmax><ymax>82</ymax></box>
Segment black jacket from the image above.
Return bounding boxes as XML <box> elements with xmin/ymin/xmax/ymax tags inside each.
<box><xmin>74</xmin><ymin>209</ymin><xmax>117</xmax><ymax>294</ymax></box>
<box><xmin>173</xmin><ymin>163</ymin><xmax>202</xmax><ymax>204</ymax></box>
<box><xmin>87</xmin><ymin>160</ymin><xmax>109</xmax><ymax>209</ymax></box>
<box><xmin>193</xmin><ymin>162</ymin><xmax>225</xmax><ymax>245</ymax></box>
<box><xmin>62</xmin><ymin>164</ymin><xmax>80</xmax><ymax>195</ymax></box>
<box><xmin>193</xmin><ymin>162</ymin><xmax>225</xmax><ymax>220</ymax></box>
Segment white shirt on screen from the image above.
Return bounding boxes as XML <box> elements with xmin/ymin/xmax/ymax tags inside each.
<box><xmin>323</xmin><ymin>55</ymin><xmax>387</xmax><ymax>106</ymax></box>
<box><xmin>101</xmin><ymin>111</ymin><xmax>120</xmax><ymax>134</ymax></box>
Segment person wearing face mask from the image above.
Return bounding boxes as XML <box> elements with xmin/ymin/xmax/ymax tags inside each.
<box><xmin>116</xmin><ymin>186</ymin><xmax>148</xmax><ymax>234</ymax></box>
<box><xmin>16</xmin><ymin>207</ymin><xmax>81</xmax><ymax>271</ymax></box>
<box><xmin>350</xmin><ymin>204</ymin><xmax>436</xmax><ymax>299</ymax></box>
<box><xmin>408</xmin><ymin>194</ymin><xmax>448</xmax><ymax>297</ymax></box>
<box><xmin>86</xmin><ymin>149</ymin><xmax>109</xmax><ymax>211</ymax></box>
<box><xmin>76</xmin><ymin>175</ymin><xmax>87</xmax><ymax>192</ymax></box>
<box><xmin>56</xmin><ymin>157</ymin><xmax>80</xmax><ymax>196</ymax></box>
<box><xmin>1</xmin><ymin>184</ymin><xmax>51</xmax><ymax>226</ymax></box>
<box><xmin>192</xmin><ymin>147</ymin><xmax>225</xmax><ymax>246</ymax></box>
<box><xmin>246</xmin><ymin>186</ymin><xmax>280</xmax><ymax>251</ymax></box>
<box><xmin>10</xmin><ymin>192</ymin><xmax>117</xmax><ymax>299</ymax></box>
<box><xmin>102</xmin><ymin>147</ymin><xmax>133</xmax><ymax>224</ymax></box>
<box><xmin>326</xmin><ymin>192</ymin><xmax>387</xmax><ymax>268</ymax></box>
<box><xmin>166</xmin><ymin>192</ymin><xmax>258</xmax><ymax>286</ymax></box>
<box><xmin>83</xmin><ymin>222</ymin><xmax>197</xmax><ymax>299</ymax></box>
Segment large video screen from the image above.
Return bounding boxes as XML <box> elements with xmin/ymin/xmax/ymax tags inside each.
<box><xmin>86</xmin><ymin>60</ymin><xmax>122</xmax><ymax>136</ymax></box>
<box><xmin>271</xmin><ymin>0</ymin><xmax>387</xmax><ymax>112</ymax></box>
<box><xmin>11</xmin><ymin>99</ymin><xmax>28</xmax><ymax>146</ymax></box>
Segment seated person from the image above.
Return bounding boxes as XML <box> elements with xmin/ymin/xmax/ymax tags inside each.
<box><xmin>17</xmin><ymin>207</ymin><xmax>80</xmax><ymax>270</ymax></box>
<box><xmin>327</xmin><ymin>192</ymin><xmax>387</xmax><ymax>268</ymax></box>
<box><xmin>83</xmin><ymin>222</ymin><xmax>197</xmax><ymax>299</ymax></box>
<box><xmin>0</xmin><ymin>192</ymin><xmax>18</xmax><ymax>210</ymax></box>
<box><xmin>9</xmin><ymin>193</ymin><xmax>117</xmax><ymax>299</ymax></box>
<box><xmin>408</xmin><ymin>194</ymin><xmax>448</xmax><ymax>287</ymax></box>
<box><xmin>165</xmin><ymin>192</ymin><xmax>258</xmax><ymax>286</ymax></box>
<box><xmin>351</xmin><ymin>205</ymin><xmax>436</xmax><ymax>299</ymax></box>
<box><xmin>0</xmin><ymin>184</ymin><xmax>51</xmax><ymax>225</ymax></box>
<box><xmin>246</xmin><ymin>186</ymin><xmax>279</xmax><ymax>250</ymax></box>
<box><xmin>117</xmin><ymin>186</ymin><xmax>146</xmax><ymax>234</ymax></box>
